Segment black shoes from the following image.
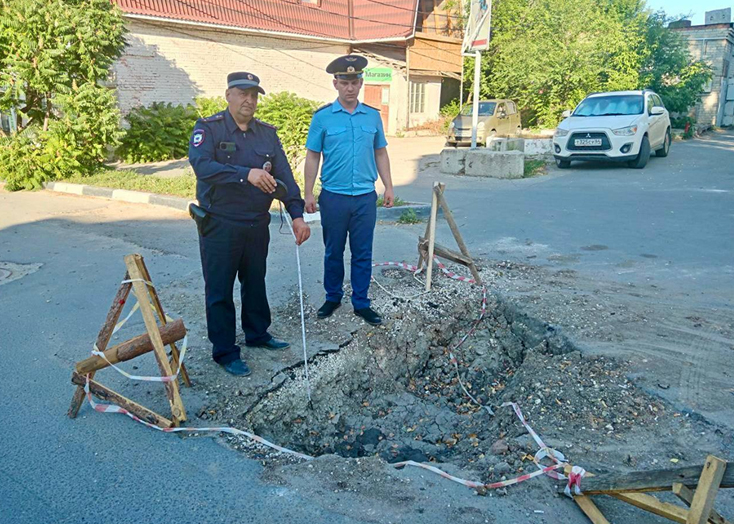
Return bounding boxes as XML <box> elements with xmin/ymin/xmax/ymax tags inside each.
<box><xmin>221</xmin><ymin>358</ymin><xmax>251</xmax><ymax>376</ymax></box>
<box><xmin>354</xmin><ymin>307</ymin><xmax>382</xmax><ymax>326</ymax></box>
<box><xmin>246</xmin><ymin>337</ymin><xmax>291</xmax><ymax>350</ymax></box>
<box><xmin>317</xmin><ymin>300</ymin><xmax>341</xmax><ymax>319</ymax></box>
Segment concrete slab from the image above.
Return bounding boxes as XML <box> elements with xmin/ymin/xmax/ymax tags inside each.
<box><xmin>486</xmin><ymin>137</ymin><xmax>524</xmax><ymax>152</ymax></box>
<box><xmin>439</xmin><ymin>148</ymin><xmax>467</xmax><ymax>174</ymax></box>
<box><xmin>464</xmin><ymin>150</ymin><xmax>525</xmax><ymax>179</ymax></box>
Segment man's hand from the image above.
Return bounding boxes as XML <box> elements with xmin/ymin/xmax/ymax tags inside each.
<box><xmin>248</xmin><ymin>168</ymin><xmax>276</xmax><ymax>194</ymax></box>
<box><xmin>304</xmin><ymin>193</ymin><xmax>317</xmax><ymax>214</ymax></box>
<box><xmin>292</xmin><ymin>218</ymin><xmax>311</xmax><ymax>246</ymax></box>
<box><xmin>382</xmin><ymin>187</ymin><xmax>395</xmax><ymax>208</ymax></box>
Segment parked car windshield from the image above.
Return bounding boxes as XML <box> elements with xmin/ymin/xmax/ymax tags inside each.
<box><xmin>460</xmin><ymin>102</ymin><xmax>496</xmax><ymax>116</ymax></box>
<box><xmin>573</xmin><ymin>95</ymin><xmax>644</xmax><ymax>117</ymax></box>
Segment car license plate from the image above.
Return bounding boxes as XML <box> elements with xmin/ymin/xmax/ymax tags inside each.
<box><xmin>574</xmin><ymin>138</ymin><xmax>602</xmax><ymax>147</ymax></box>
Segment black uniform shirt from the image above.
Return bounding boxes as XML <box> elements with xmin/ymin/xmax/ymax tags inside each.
<box><xmin>188</xmin><ymin>109</ymin><xmax>305</xmax><ymax>225</ymax></box>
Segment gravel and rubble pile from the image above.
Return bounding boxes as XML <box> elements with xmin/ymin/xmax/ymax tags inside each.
<box><xmin>200</xmin><ymin>264</ymin><xmax>667</xmax><ymax>483</ymax></box>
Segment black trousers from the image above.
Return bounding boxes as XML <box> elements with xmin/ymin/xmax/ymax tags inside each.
<box><xmin>198</xmin><ymin>217</ymin><xmax>272</xmax><ymax>364</ymax></box>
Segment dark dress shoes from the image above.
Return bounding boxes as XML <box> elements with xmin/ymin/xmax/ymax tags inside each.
<box><xmin>222</xmin><ymin>359</ymin><xmax>251</xmax><ymax>376</ymax></box>
<box><xmin>354</xmin><ymin>307</ymin><xmax>382</xmax><ymax>326</ymax></box>
<box><xmin>246</xmin><ymin>337</ymin><xmax>291</xmax><ymax>350</ymax></box>
<box><xmin>317</xmin><ymin>300</ymin><xmax>341</xmax><ymax>319</ymax></box>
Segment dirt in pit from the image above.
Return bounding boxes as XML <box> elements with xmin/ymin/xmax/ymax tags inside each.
<box><xmin>183</xmin><ymin>264</ymin><xmax>732</xmax><ymax>488</ymax></box>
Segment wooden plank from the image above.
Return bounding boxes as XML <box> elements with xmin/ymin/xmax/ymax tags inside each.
<box><xmin>560</xmin><ymin>463</ymin><xmax>732</xmax><ymax>494</ymax></box>
<box><xmin>137</xmin><ymin>257</ymin><xmax>190</xmax><ymax>387</ymax></box>
<box><xmin>574</xmin><ymin>495</ymin><xmax>611</xmax><ymax>524</ymax></box>
<box><xmin>419</xmin><ymin>237</ymin><xmax>474</xmax><ymax>266</ymax></box>
<box><xmin>68</xmin><ymin>275</ymin><xmax>132</xmax><ymax>418</ymax></box>
<box><xmin>125</xmin><ymin>255</ymin><xmax>186</xmax><ymax>424</ymax></box>
<box><xmin>71</xmin><ymin>372</ymin><xmax>173</xmax><ymax>428</ymax></box>
<box><xmin>436</xmin><ymin>191</ymin><xmax>482</xmax><ymax>285</ymax></box>
<box><xmin>75</xmin><ymin>319</ymin><xmax>186</xmax><ymax>374</ymax></box>
<box><xmin>688</xmin><ymin>456</ymin><xmax>727</xmax><ymax>524</ymax></box>
<box><xmin>674</xmin><ymin>483</ymin><xmax>731</xmax><ymax>524</ymax></box>
<box><xmin>424</xmin><ymin>183</ymin><xmax>440</xmax><ymax>291</ymax></box>
<box><xmin>612</xmin><ymin>492</ymin><xmax>689</xmax><ymax>523</ymax></box>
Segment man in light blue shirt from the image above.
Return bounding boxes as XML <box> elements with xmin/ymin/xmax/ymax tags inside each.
<box><xmin>304</xmin><ymin>55</ymin><xmax>394</xmax><ymax>326</ymax></box>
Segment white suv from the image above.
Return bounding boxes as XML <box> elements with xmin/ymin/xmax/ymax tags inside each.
<box><xmin>553</xmin><ymin>90</ymin><xmax>671</xmax><ymax>169</ymax></box>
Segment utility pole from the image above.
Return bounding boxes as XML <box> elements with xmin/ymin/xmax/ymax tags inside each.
<box><xmin>470</xmin><ymin>50</ymin><xmax>481</xmax><ymax>149</ymax></box>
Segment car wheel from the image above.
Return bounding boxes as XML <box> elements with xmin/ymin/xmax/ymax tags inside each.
<box><xmin>555</xmin><ymin>158</ymin><xmax>571</xmax><ymax>169</ymax></box>
<box><xmin>655</xmin><ymin>129</ymin><xmax>671</xmax><ymax>157</ymax></box>
<box><xmin>628</xmin><ymin>135</ymin><xmax>650</xmax><ymax>169</ymax></box>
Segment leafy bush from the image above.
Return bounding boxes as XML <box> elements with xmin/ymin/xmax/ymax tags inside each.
<box><xmin>397</xmin><ymin>208</ymin><xmax>421</xmax><ymax>224</ymax></box>
<box><xmin>0</xmin><ymin>127</ymin><xmax>48</xmax><ymax>190</ymax></box>
<box><xmin>195</xmin><ymin>96</ymin><xmax>227</xmax><ymax>119</ymax></box>
<box><xmin>439</xmin><ymin>99</ymin><xmax>461</xmax><ymax>134</ymax></box>
<box><xmin>117</xmin><ymin>103</ymin><xmax>197</xmax><ymax>163</ymax></box>
<box><xmin>256</xmin><ymin>92</ymin><xmax>319</xmax><ymax>167</ymax></box>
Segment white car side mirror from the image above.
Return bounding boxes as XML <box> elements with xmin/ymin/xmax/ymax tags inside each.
<box><xmin>650</xmin><ymin>106</ymin><xmax>665</xmax><ymax>116</ymax></box>
<box><xmin>561</xmin><ymin>110</ymin><xmax>572</xmax><ymax>118</ymax></box>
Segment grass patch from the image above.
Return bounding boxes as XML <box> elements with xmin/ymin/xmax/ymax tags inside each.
<box><xmin>61</xmin><ymin>168</ymin><xmax>196</xmax><ymax>199</ymax></box>
<box><xmin>397</xmin><ymin>208</ymin><xmax>421</xmax><ymax>224</ymax></box>
<box><xmin>377</xmin><ymin>195</ymin><xmax>408</xmax><ymax>207</ymax></box>
<box><xmin>523</xmin><ymin>159</ymin><xmax>547</xmax><ymax>178</ymax></box>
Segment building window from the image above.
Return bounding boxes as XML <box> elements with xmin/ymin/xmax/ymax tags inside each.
<box><xmin>301</xmin><ymin>0</ymin><xmax>321</xmax><ymax>6</ymax></box>
<box><xmin>410</xmin><ymin>81</ymin><xmax>425</xmax><ymax>113</ymax></box>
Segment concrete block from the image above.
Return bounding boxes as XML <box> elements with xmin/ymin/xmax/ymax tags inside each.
<box><xmin>724</xmin><ymin>101</ymin><xmax>734</xmax><ymax>117</ymax></box>
<box><xmin>727</xmin><ymin>85</ymin><xmax>734</xmax><ymax>101</ymax></box>
<box><xmin>722</xmin><ymin>115</ymin><xmax>734</xmax><ymax>127</ymax></box>
<box><xmin>486</xmin><ymin>137</ymin><xmax>523</xmax><ymax>152</ymax></box>
<box><xmin>49</xmin><ymin>182</ymin><xmax>84</xmax><ymax>195</ymax></box>
<box><xmin>148</xmin><ymin>194</ymin><xmax>189</xmax><ymax>211</ymax></box>
<box><xmin>111</xmin><ymin>189</ymin><xmax>152</xmax><ymax>204</ymax></box>
<box><xmin>440</xmin><ymin>148</ymin><xmax>468</xmax><ymax>174</ymax></box>
<box><xmin>524</xmin><ymin>138</ymin><xmax>553</xmax><ymax>157</ymax></box>
<box><xmin>82</xmin><ymin>186</ymin><xmax>115</xmax><ymax>198</ymax></box>
<box><xmin>464</xmin><ymin>151</ymin><xmax>525</xmax><ymax>179</ymax></box>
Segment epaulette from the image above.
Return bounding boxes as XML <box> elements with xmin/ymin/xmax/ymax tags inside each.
<box><xmin>314</xmin><ymin>103</ymin><xmax>333</xmax><ymax>114</ymax></box>
<box><xmin>201</xmin><ymin>111</ymin><xmax>225</xmax><ymax>123</ymax></box>
<box><xmin>362</xmin><ymin>103</ymin><xmax>381</xmax><ymax>112</ymax></box>
<box><xmin>256</xmin><ymin>118</ymin><xmax>277</xmax><ymax>130</ymax></box>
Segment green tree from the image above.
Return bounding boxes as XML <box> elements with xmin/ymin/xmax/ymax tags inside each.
<box><xmin>639</xmin><ymin>12</ymin><xmax>712</xmax><ymax>113</ymax></box>
<box><xmin>0</xmin><ymin>0</ymin><xmax>126</xmax><ymax>128</ymax></box>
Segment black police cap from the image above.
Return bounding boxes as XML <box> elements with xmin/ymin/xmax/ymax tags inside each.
<box><xmin>227</xmin><ymin>71</ymin><xmax>265</xmax><ymax>94</ymax></box>
<box><xmin>326</xmin><ymin>55</ymin><xmax>368</xmax><ymax>79</ymax></box>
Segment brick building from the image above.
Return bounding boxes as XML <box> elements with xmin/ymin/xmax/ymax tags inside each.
<box><xmin>671</xmin><ymin>9</ymin><xmax>734</xmax><ymax>128</ymax></box>
<box><xmin>111</xmin><ymin>0</ymin><xmax>464</xmax><ymax>135</ymax></box>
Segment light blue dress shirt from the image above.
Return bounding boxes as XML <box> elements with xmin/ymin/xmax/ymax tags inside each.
<box><xmin>305</xmin><ymin>99</ymin><xmax>388</xmax><ymax>196</ymax></box>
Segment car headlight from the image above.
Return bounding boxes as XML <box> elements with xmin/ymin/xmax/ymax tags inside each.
<box><xmin>449</xmin><ymin>121</ymin><xmax>455</xmax><ymax>130</ymax></box>
<box><xmin>612</xmin><ymin>125</ymin><xmax>638</xmax><ymax>136</ymax></box>
<box><xmin>554</xmin><ymin>128</ymin><xmax>569</xmax><ymax>137</ymax></box>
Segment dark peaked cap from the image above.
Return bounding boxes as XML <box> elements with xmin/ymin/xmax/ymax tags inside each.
<box><xmin>326</xmin><ymin>55</ymin><xmax>369</xmax><ymax>79</ymax></box>
<box><xmin>227</xmin><ymin>71</ymin><xmax>266</xmax><ymax>94</ymax></box>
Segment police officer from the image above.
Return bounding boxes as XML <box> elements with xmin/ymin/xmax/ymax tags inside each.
<box><xmin>303</xmin><ymin>55</ymin><xmax>394</xmax><ymax>326</ymax></box>
<box><xmin>189</xmin><ymin>72</ymin><xmax>311</xmax><ymax>376</ymax></box>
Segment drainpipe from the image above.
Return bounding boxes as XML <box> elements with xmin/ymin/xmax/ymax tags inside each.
<box><xmin>348</xmin><ymin>0</ymin><xmax>355</xmax><ymax>40</ymax></box>
<box><xmin>406</xmin><ymin>45</ymin><xmax>411</xmax><ymax>131</ymax></box>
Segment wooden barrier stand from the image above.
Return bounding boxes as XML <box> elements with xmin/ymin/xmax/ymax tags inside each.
<box><xmin>67</xmin><ymin>254</ymin><xmax>190</xmax><ymax>428</ymax></box>
<box><xmin>563</xmin><ymin>456</ymin><xmax>731</xmax><ymax>524</ymax></box>
<box><xmin>417</xmin><ymin>182</ymin><xmax>482</xmax><ymax>290</ymax></box>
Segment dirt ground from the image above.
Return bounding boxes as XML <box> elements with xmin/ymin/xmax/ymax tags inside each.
<box><xmin>151</xmin><ymin>255</ymin><xmax>734</xmax><ymax>523</ymax></box>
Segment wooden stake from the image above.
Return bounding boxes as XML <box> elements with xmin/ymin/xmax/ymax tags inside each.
<box><xmin>72</xmin><ymin>372</ymin><xmax>173</xmax><ymax>428</ymax></box>
<box><xmin>611</xmin><ymin>492</ymin><xmax>690</xmax><ymax>524</ymax></box>
<box><xmin>138</xmin><ymin>258</ymin><xmax>190</xmax><ymax>387</ymax></box>
<box><xmin>125</xmin><ymin>255</ymin><xmax>186</xmax><ymax>424</ymax></box>
<box><xmin>687</xmin><ymin>456</ymin><xmax>727</xmax><ymax>524</ymax></box>
<box><xmin>436</xmin><ymin>191</ymin><xmax>482</xmax><ymax>284</ymax></box>
<box><xmin>674</xmin><ymin>483</ymin><xmax>731</xmax><ymax>524</ymax></box>
<box><xmin>68</xmin><ymin>276</ymin><xmax>132</xmax><ymax>418</ymax></box>
<box><xmin>574</xmin><ymin>495</ymin><xmax>611</xmax><ymax>524</ymax></box>
<box><xmin>424</xmin><ymin>182</ymin><xmax>441</xmax><ymax>291</ymax></box>
<box><xmin>75</xmin><ymin>319</ymin><xmax>186</xmax><ymax>375</ymax></box>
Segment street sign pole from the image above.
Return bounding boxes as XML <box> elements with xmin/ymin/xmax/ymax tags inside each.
<box><xmin>471</xmin><ymin>50</ymin><xmax>481</xmax><ymax>149</ymax></box>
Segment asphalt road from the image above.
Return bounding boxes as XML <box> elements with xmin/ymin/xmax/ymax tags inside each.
<box><xmin>1</xmin><ymin>130</ymin><xmax>732</xmax><ymax>523</ymax></box>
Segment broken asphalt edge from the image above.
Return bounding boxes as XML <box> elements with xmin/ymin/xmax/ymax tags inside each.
<box><xmin>42</xmin><ymin>182</ymin><xmax>435</xmax><ymax>224</ymax></box>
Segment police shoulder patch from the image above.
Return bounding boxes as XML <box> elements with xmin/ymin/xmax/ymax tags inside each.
<box><xmin>314</xmin><ymin>103</ymin><xmax>333</xmax><ymax>114</ymax></box>
<box><xmin>201</xmin><ymin>111</ymin><xmax>225</xmax><ymax>123</ymax></box>
<box><xmin>191</xmin><ymin>129</ymin><xmax>205</xmax><ymax>148</ymax></box>
<box><xmin>362</xmin><ymin>103</ymin><xmax>381</xmax><ymax>112</ymax></box>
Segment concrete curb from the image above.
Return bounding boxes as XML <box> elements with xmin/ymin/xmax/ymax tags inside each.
<box><xmin>44</xmin><ymin>182</ymin><xmax>433</xmax><ymax>223</ymax></box>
